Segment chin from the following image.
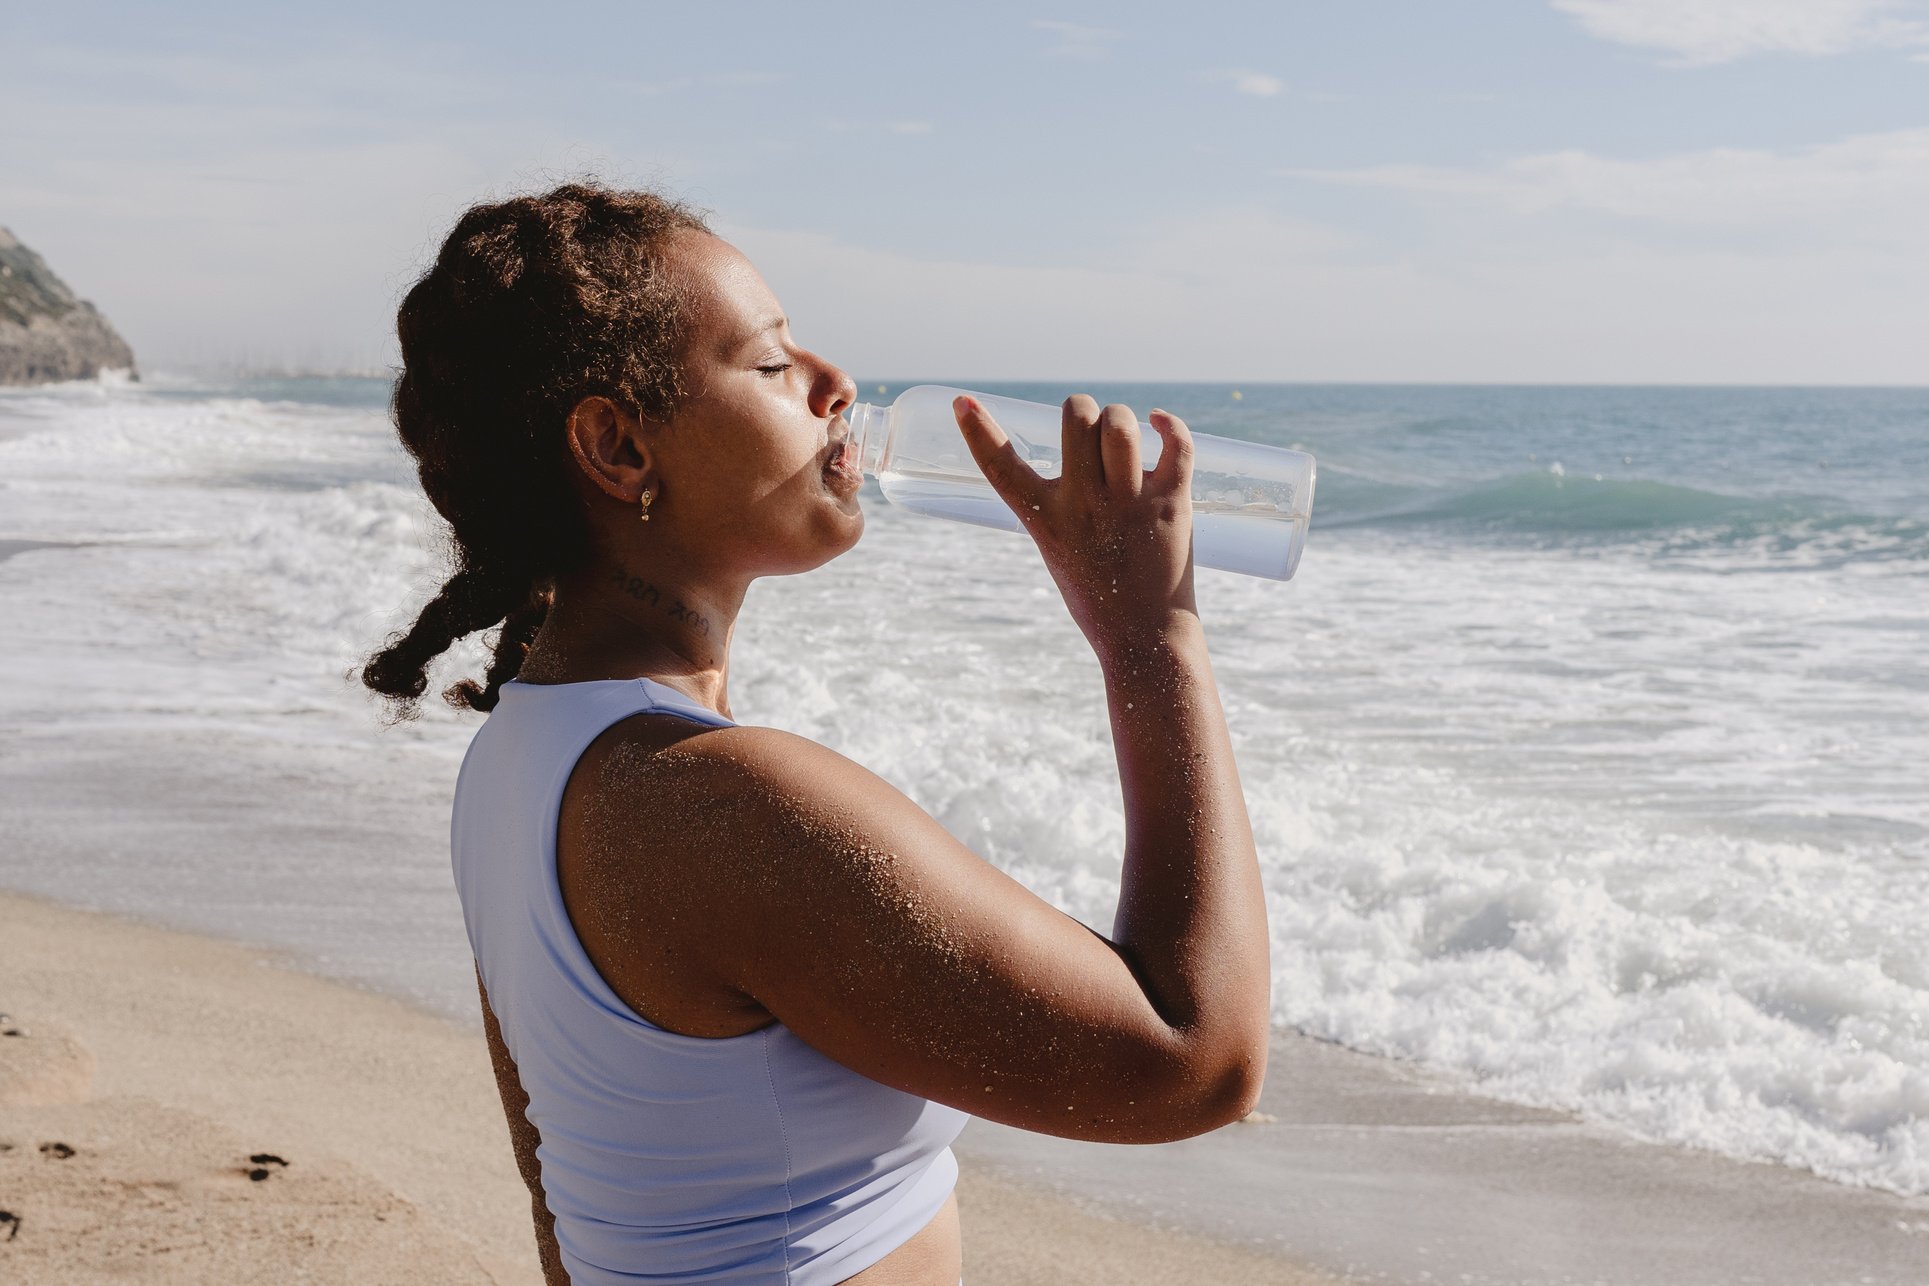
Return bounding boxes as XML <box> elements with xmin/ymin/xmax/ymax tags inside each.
<box><xmin>816</xmin><ymin>498</ymin><xmax>866</xmax><ymax>564</ymax></box>
<box><xmin>762</xmin><ymin>500</ymin><xmax>865</xmax><ymax>578</ymax></box>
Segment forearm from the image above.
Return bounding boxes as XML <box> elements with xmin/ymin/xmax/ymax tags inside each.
<box><xmin>1101</xmin><ymin>623</ymin><xmax>1270</xmax><ymax>1095</ymax></box>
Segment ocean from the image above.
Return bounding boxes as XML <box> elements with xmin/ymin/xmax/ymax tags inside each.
<box><xmin>2</xmin><ymin>373</ymin><xmax>1924</xmax><ymax>1202</ymax></box>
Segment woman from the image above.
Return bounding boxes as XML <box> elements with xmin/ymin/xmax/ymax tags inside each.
<box><xmin>364</xmin><ymin>182</ymin><xmax>1270</xmax><ymax>1286</ymax></box>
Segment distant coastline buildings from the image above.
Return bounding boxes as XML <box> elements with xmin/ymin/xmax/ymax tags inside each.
<box><xmin>0</xmin><ymin>226</ymin><xmax>137</xmax><ymax>386</ymax></box>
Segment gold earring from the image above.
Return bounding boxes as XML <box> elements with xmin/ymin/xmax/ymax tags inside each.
<box><xmin>639</xmin><ymin>488</ymin><xmax>654</xmax><ymax>522</ymax></box>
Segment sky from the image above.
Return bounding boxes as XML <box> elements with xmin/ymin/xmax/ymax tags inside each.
<box><xmin>4</xmin><ymin>0</ymin><xmax>1927</xmax><ymax>383</ymax></box>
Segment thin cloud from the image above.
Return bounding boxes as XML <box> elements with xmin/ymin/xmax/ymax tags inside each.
<box><xmin>1031</xmin><ymin>18</ymin><xmax>1124</xmax><ymax>61</ymax></box>
<box><xmin>1551</xmin><ymin>0</ymin><xmax>1929</xmax><ymax>65</ymax></box>
<box><xmin>1208</xmin><ymin>68</ymin><xmax>1285</xmax><ymax>97</ymax></box>
<box><xmin>1287</xmin><ymin>127</ymin><xmax>1929</xmax><ymax>243</ymax></box>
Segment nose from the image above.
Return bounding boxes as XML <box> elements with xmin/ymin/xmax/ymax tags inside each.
<box><xmin>809</xmin><ymin>352</ymin><xmax>858</xmax><ymax>423</ymax></box>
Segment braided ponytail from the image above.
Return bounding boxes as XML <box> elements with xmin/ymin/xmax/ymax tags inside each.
<box><xmin>362</xmin><ymin>562</ymin><xmax>538</xmax><ymax>710</ymax></box>
<box><xmin>361</xmin><ymin>181</ymin><xmax>710</xmax><ymax>718</ymax></box>
<box><xmin>446</xmin><ymin>583</ymin><xmax>554</xmax><ymax>713</ymax></box>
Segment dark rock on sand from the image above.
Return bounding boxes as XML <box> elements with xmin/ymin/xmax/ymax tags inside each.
<box><xmin>245</xmin><ymin>1153</ymin><xmax>290</xmax><ymax>1181</ymax></box>
<box><xmin>0</xmin><ymin>227</ymin><xmax>137</xmax><ymax>386</ymax></box>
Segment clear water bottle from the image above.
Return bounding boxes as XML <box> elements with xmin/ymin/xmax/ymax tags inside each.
<box><xmin>842</xmin><ymin>385</ymin><xmax>1317</xmax><ymax>580</ymax></box>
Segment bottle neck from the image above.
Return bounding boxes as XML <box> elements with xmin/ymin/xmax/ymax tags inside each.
<box><xmin>846</xmin><ymin>400</ymin><xmax>888</xmax><ymax>477</ymax></box>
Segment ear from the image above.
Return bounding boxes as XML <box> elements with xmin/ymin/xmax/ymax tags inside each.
<box><xmin>564</xmin><ymin>396</ymin><xmax>654</xmax><ymax>504</ymax></box>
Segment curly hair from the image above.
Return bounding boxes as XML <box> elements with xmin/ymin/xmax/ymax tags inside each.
<box><xmin>362</xmin><ymin>181</ymin><xmax>712</xmax><ymax>717</ymax></box>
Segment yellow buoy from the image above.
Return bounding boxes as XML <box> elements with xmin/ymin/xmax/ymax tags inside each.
<box><xmin>1230</xmin><ymin>389</ymin><xmax>1243</xmax><ymax>401</ymax></box>
<box><xmin>876</xmin><ymin>384</ymin><xmax>888</xmax><ymax>395</ymax></box>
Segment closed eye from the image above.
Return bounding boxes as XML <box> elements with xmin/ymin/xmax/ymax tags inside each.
<box><xmin>756</xmin><ymin>362</ymin><xmax>793</xmax><ymax>377</ymax></box>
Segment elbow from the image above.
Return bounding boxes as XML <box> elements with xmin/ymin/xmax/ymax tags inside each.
<box><xmin>1139</xmin><ymin>1043</ymin><xmax>1268</xmax><ymax>1142</ymax></box>
<box><xmin>1203</xmin><ymin>1048</ymin><xmax>1265</xmax><ymax>1133</ymax></box>
<box><xmin>1197</xmin><ymin>1048</ymin><xmax>1268</xmax><ymax>1132</ymax></box>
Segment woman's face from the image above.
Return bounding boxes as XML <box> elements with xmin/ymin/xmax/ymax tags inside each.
<box><xmin>649</xmin><ymin>230</ymin><xmax>864</xmax><ymax>578</ymax></box>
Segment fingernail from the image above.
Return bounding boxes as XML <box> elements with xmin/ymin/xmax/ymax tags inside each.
<box><xmin>954</xmin><ymin>395</ymin><xmax>974</xmax><ymax>414</ymax></box>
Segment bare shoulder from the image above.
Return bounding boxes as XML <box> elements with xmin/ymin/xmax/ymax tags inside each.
<box><xmin>564</xmin><ymin>717</ymin><xmax>914</xmax><ymax>878</ymax></box>
<box><xmin>563</xmin><ymin>717</ymin><xmax>982</xmax><ymax>954</ymax></box>
<box><xmin>584</xmin><ymin>717</ymin><xmax>911</xmax><ymax>824</ymax></box>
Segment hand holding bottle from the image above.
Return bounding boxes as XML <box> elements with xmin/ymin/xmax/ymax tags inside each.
<box><xmin>843</xmin><ymin>384</ymin><xmax>1314</xmax><ymax>580</ymax></box>
<box><xmin>953</xmin><ymin>393</ymin><xmax>1200</xmax><ymax>660</ymax></box>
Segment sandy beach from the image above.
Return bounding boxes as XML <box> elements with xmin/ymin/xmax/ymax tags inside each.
<box><xmin>0</xmin><ymin>891</ymin><xmax>1338</xmax><ymax>1284</ymax></box>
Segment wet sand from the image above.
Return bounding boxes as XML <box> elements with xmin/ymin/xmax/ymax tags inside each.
<box><xmin>0</xmin><ymin>540</ymin><xmax>84</xmax><ymax>564</ymax></box>
<box><xmin>958</xmin><ymin>1033</ymin><xmax>1929</xmax><ymax>1285</ymax></box>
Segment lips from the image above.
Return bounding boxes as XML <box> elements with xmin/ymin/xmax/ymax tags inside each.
<box><xmin>822</xmin><ymin>438</ymin><xmax>861</xmax><ymax>491</ymax></box>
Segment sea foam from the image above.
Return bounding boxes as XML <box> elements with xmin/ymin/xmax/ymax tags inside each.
<box><xmin>2</xmin><ymin>376</ymin><xmax>1925</xmax><ymax>1197</ymax></box>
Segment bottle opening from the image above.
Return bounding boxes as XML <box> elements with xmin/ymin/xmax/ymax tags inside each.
<box><xmin>845</xmin><ymin>401</ymin><xmax>884</xmax><ymax>478</ymax></box>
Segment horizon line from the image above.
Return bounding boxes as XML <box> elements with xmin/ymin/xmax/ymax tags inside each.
<box><xmin>143</xmin><ymin>367</ymin><xmax>1929</xmax><ymax>393</ymax></box>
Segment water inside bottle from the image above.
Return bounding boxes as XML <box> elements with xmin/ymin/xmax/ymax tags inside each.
<box><xmin>878</xmin><ymin>468</ymin><xmax>1310</xmax><ymax>580</ymax></box>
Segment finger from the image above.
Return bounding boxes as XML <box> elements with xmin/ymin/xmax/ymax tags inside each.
<box><xmin>953</xmin><ymin>395</ymin><xmax>1044</xmax><ymax>516</ymax></box>
<box><xmin>1146</xmin><ymin>408</ymin><xmax>1195</xmax><ymax>496</ymax></box>
<box><xmin>1096</xmin><ymin>403</ymin><xmax>1143</xmax><ymax>498</ymax></box>
<box><xmin>1059</xmin><ymin>394</ymin><xmax>1102</xmax><ymax>496</ymax></box>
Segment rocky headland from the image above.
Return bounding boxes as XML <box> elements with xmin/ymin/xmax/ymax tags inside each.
<box><xmin>0</xmin><ymin>227</ymin><xmax>137</xmax><ymax>385</ymax></box>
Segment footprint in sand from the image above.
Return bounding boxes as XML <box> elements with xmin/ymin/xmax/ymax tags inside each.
<box><xmin>3</xmin><ymin>1097</ymin><xmax>482</xmax><ymax>1276</ymax></box>
<box><xmin>38</xmin><ymin>1142</ymin><xmax>75</xmax><ymax>1159</ymax></box>
<box><xmin>0</xmin><ymin>1208</ymin><xmax>19</xmax><ymax>1241</ymax></box>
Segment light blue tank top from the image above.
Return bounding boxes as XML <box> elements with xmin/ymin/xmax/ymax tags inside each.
<box><xmin>452</xmin><ymin>676</ymin><xmax>971</xmax><ymax>1285</ymax></box>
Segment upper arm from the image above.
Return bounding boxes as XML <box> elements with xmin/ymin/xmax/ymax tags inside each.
<box><xmin>577</xmin><ymin>724</ymin><xmax>1251</xmax><ymax>1144</ymax></box>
